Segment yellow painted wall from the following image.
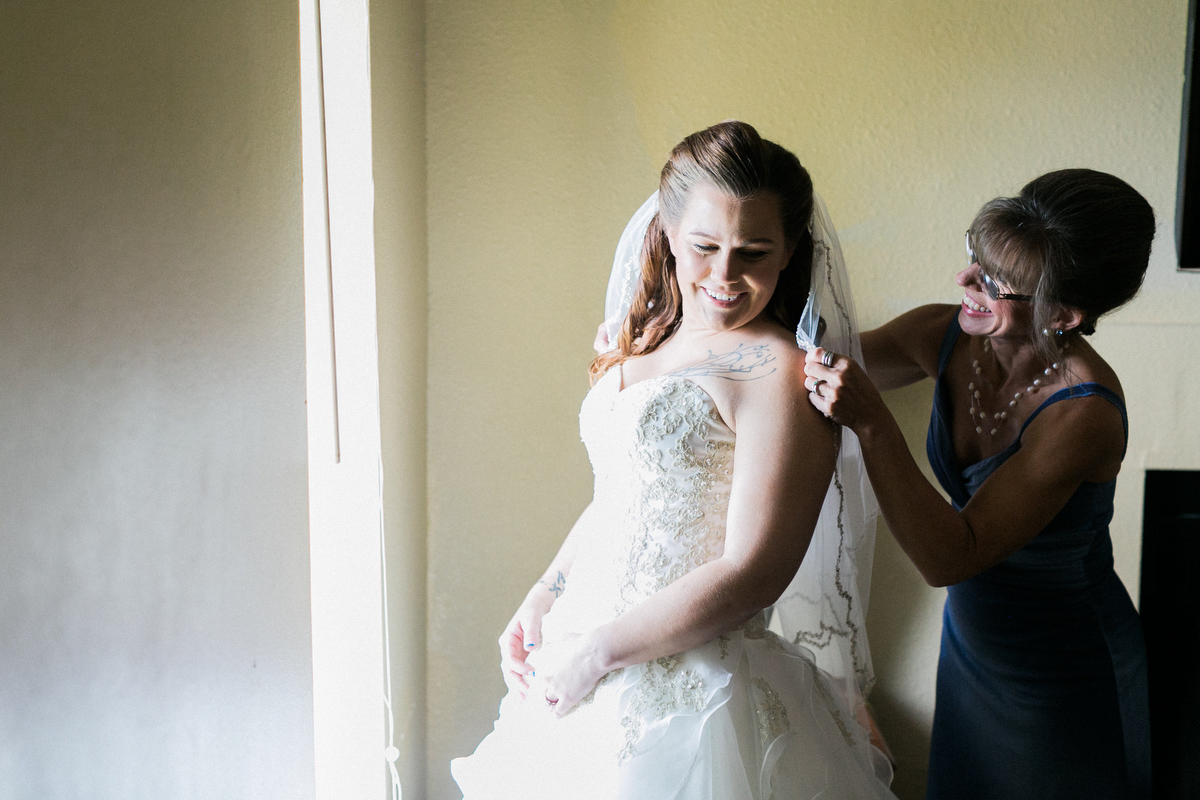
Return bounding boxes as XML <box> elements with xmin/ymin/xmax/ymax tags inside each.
<box><xmin>372</xmin><ymin>0</ymin><xmax>429</xmax><ymax>793</ymax></box>
<box><xmin>426</xmin><ymin>2</ymin><xmax>1196</xmax><ymax>797</ymax></box>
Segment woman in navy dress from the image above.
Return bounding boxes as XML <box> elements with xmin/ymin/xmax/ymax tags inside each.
<box><xmin>801</xmin><ymin>169</ymin><xmax>1154</xmax><ymax>799</ymax></box>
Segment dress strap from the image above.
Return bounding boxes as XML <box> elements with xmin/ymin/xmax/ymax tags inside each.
<box><xmin>1018</xmin><ymin>382</ymin><xmax>1129</xmax><ymax>457</ymax></box>
<box><xmin>935</xmin><ymin>315</ymin><xmax>963</xmax><ymax>377</ymax></box>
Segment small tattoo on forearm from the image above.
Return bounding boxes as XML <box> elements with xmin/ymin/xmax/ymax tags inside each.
<box><xmin>672</xmin><ymin>343</ymin><xmax>776</xmax><ymax>381</ymax></box>
<box><xmin>539</xmin><ymin>571</ymin><xmax>565</xmax><ymax>597</ymax></box>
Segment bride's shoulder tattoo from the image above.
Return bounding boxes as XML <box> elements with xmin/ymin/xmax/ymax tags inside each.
<box><xmin>673</xmin><ymin>343</ymin><xmax>777</xmax><ymax>382</ymax></box>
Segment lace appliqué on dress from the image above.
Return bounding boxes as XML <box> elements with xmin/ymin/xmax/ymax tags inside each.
<box><xmin>751</xmin><ymin>678</ymin><xmax>791</xmax><ymax>748</ymax></box>
<box><xmin>717</xmin><ymin>635</ymin><xmax>730</xmax><ymax>660</ymax></box>
<box><xmin>744</xmin><ymin>611</ymin><xmax>786</xmax><ymax>653</ymax></box>
<box><xmin>618</xmin><ymin>655</ymin><xmax>706</xmax><ymax>764</ymax></box>
<box><xmin>615</xmin><ymin>379</ymin><xmax>734</xmax><ymax>615</ymax></box>
<box><xmin>580</xmin><ymin>375</ymin><xmax>738</xmax><ymax>766</ymax></box>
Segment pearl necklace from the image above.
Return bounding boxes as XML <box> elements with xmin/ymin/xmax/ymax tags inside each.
<box><xmin>967</xmin><ymin>337</ymin><xmax>1067</xmax><ymax>436</ymax></box>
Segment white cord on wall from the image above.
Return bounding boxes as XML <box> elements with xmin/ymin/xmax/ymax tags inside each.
<box><xmin>380</xmin><ymin>458</ymin><xmax>402</xmax><ymax>800</ymax></box>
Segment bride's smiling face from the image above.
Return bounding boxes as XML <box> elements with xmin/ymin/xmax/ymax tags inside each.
<box><xmin>666</xmin><ymin>184</ymin><xmax>795</xmax><ymax>334</ymax></box>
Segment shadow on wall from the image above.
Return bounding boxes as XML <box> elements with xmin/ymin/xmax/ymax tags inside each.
<box><xmin>863</xmin><ymin>380</ymin><xmax>948</xmax><ymax>800</ymax></box>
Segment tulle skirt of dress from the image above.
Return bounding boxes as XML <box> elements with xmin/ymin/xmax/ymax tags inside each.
<box><xmin>451</xmin><ymin>617</ymin><xmax>894</xmax><ymax>800</ymax></box>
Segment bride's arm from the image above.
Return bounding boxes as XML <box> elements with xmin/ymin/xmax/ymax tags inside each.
<box><xmin>538</xmin><ymin>362</ymin><xmax>837</xmax><ymax>713</ymax></box>
<box><xmin>499</xmin><ymin>501</ymin><xmax>595</xmax><ymax>698</ymax></box>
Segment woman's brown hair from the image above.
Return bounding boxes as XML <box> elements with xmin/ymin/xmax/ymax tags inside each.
<box><xmin>969</xmin><ymin>168</ymin><xmax>1155</xmax><ymax>364</ymax></box>
<box><xmin>589</xmin><ymin>121</ymin><xmax>815</xmax><ymax>384</ymax></box>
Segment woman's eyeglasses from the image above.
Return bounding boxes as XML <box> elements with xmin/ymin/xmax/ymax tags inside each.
<box><xmin>965</xmin><ymin>232</ymin><xmax>1034</xmax><ymax>302</ymax></box>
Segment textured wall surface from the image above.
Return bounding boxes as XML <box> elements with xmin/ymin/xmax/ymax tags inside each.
<box><xmin>0</xmin><ymin>3</ymin><xmax>314</xmax><ymax>797</ymax></box>
<box><xmin>425</xmin><ymin>1</ymin><xmax>1196</xmax><ymax>798</ymax></box>
<box><xmin>372</xmin><ymin>0</ymin><xmax>430</xmax><ymax>792</ymax></box>
<box><xmin>425</xmin><ymin>5</ymin><xmax>651</xmax><ymax>798</ymax></box>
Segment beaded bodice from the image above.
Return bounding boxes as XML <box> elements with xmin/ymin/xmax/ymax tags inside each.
<box><xmin>545</xmin><ymin>367</ymin><xmax>735</xmax><ymax>635</ymax></box>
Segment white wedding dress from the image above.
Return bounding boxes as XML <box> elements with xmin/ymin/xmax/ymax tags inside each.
<box><xmin>452</xmin><ymin>368</ymin><xmax>895</xmax><ymax>800</ymax></box>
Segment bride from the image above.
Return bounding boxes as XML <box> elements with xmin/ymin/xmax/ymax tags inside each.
<box><xmin>452</xmin><ymin>121</ymin><xmax>895</xmax><ymax>799</ymax></box>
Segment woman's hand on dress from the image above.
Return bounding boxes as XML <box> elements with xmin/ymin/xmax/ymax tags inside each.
<box><xmin>803</xmin><ymin>347</ymin><xmax>888</xmax><ymax>434</ymax></box>
<box><xmin>498</xmin><ymin>593</ymin><xmax>553</xmax><ymax>699</ymax></box>
<box><xmin>528</xmin><ymin>632</ymin><xmax>607</xmax><ymax>718</ymax></box>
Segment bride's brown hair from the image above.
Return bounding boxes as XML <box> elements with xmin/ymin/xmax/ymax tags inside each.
<box><xmin>589</xmin><ymin>121</ymin><xmax>815</xmax><ymax>385</ymax></box>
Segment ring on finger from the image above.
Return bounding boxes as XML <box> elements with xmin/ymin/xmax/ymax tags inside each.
<box><xmin>821</xmin><ymin>350</ymin><xmax>838</xmax><ymax>368</ymax></box>
<box><xmin>810</xmin><ymin>378</ymin><xmax>826</xmax><ymax>397</ymax></box>
<box><xmin>545</xmin><ymin>693</ymin><xmax>558</xmax><ymax>706</ymax></box>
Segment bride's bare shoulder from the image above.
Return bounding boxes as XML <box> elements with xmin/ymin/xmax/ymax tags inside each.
<box><xmin>672</xmin><ymin>326</ymin><xmax>795</xmax><ymax>386</ymax></box>
<box><xmin>680</xmin><ymin>326</ymin><xmax>811</xmax><ymax>429</ymax></box>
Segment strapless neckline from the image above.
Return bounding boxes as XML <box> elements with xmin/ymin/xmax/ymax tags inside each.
<box><xmin>608</xmin><ymin>364</ymin><xmax>732</xmax><ymax>432</ymax></box>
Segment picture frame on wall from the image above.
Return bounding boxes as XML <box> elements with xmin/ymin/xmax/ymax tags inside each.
<box><xmin>1176</xmin><ymin>0</ymin><xmax>1200</xmax><ymax>271</ymax></box>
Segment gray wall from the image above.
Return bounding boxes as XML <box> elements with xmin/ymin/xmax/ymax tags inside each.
<box><xmin>0</xmin><ymin>3</ymin><xmax>314</xmax><ymax>797</ymax></box>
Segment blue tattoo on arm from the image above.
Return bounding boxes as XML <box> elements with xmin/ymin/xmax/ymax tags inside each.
<box><xmin>538</xmin><ymin>570</ymin><xmax>566</xmax><ymax>598</ymax></box>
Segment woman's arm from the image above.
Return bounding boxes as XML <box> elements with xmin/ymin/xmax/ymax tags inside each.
<box><xmin>804</xmin><ymin>347</ymin><xmax>1125</xmax><ymax>586</ymax></box>
<box><xmin>861</xmin><ymin>304</ymin><xmax>957</xmax><ymax>390</ymax></box>
<box><xmin>537</xmin><ymin>360</ymin><xmax>837</xmax><ymax>714</ymax></box>
<box><xmin>499</xmin><ymin>502</ymin><xmax>594</xmax><ymax>698</ymax></box>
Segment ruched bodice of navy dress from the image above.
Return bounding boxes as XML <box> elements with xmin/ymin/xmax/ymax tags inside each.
<box><xmin>924</xmin><ymin>317</ymin><xmax>1150</xmax><ymax>800</ymax></box>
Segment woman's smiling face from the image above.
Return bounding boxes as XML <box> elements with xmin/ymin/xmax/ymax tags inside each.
<box><xmin>666</xmin><ymin>184</ymin><xmax>795</xmax><ymax>334</ymax></box>
<box><xmin>956</xmin><ymin>260</ymin><xmax>1035</xmax><ymax>340</ymax></box>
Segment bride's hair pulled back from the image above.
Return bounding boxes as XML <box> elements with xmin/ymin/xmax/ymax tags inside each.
<box><xmin>589</xmin><ymin>120</ymin><xmax>815</xmax><ymax>384</ymax></box>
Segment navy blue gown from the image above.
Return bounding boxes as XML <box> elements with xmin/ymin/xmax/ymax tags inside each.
<box><xmin>924</xmin><ymin>318</ymin><xmax>1150</xmax><ymax>800</ymax></box>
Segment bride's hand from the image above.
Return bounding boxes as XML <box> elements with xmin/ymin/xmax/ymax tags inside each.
<box><xmin>498</xmin><ymin>593</ymin><xmax>554</xmax><ymax>699</ymax></box>
<box><xmin>593</xmin><ymin>322</ymin><xmax>610</xmax><ymax>354</ymax></box>
<box><xmin>528</xmin><ymin>632</ymin><xmax>607</xmax><ymax>718</ymax></box>
<box><xmin>803</xmin><ymin>347</ymin><xmax>887</xmax><ymax>433</ymax></box>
